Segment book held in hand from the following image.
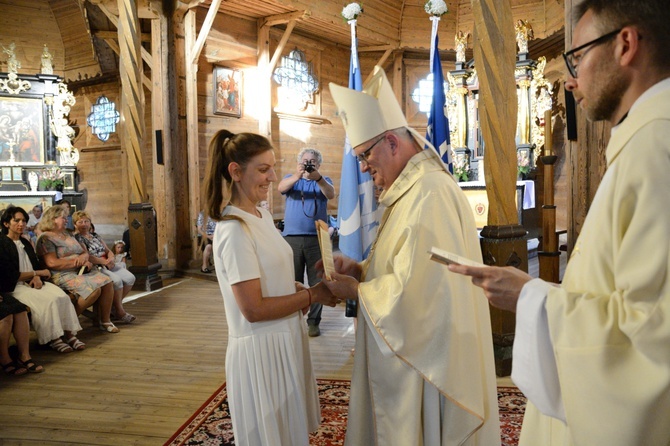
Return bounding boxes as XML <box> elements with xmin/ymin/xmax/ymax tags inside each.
<box><xmin>428</xmin><ymin>246</ymin><xmax>486</xmax><ymax>268</ymax></box>
<box><xmin>315</xmin><ymin>219</ymin><xmax>335</xmax><ymax>280</ymax></box>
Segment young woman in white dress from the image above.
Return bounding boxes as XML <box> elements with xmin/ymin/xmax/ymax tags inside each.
<box><xmin>202</xmin><ymin>130</ymin><xmax>339</xmax><ymax>446</ymax></box>
<box><xmin>0</xmin><ymin>206</ymin><xmax>84</xmax><ymax>353</ymax></box>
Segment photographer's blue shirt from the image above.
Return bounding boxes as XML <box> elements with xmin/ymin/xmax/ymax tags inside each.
<box><xmin>281</xmin><ymin>175</ymin><xmax>332</xmax><ymax>236</ymax></box>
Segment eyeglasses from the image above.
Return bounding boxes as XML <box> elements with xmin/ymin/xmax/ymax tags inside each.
<box><xmin>357</xmin><ymin>134</ymin><xmax>386</xmax><ymax>164</ymax></box>
<box><xmin>562</xmin><ymin>28</ymin><xmax>621</xmax><ymax>78</ymax></box>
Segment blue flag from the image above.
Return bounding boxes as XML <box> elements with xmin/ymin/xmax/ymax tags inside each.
<box><xmin>337</xmin><ymin>39</ymin><xmax>378</xmax><ymax>262</ymax></box>
<box><xmin>426</xmin><ymin>32</ymin><xmax>452</xmax><ymax>172</ymax></box>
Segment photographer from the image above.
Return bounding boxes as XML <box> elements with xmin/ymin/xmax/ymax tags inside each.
<box><xmin>278</xmin><ymin>148</ymin><xmax>335</xmax><ymax>337</ymax></box>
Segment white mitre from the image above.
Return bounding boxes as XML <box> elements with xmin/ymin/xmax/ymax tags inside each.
<box><xmin>329</xmin><ymin>66</ymin><xmax>449</xmax><ymax>173</ymax></box>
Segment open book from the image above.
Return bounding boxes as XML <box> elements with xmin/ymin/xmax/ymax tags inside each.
<box><xmin>428</xmin><ymin>246</ymin><xmax>487</xmax><ymax>268</ymax></box>
<box><xmin>315</xmin><ymin>220</ymin><xmax>335</xmax><ymax>280</ymax></box>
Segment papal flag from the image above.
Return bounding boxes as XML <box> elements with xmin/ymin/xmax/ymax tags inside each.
<box><xmin>337</xmin><ymin>18</ymin><xmax>378</xmax><ymax>262</ymax></box>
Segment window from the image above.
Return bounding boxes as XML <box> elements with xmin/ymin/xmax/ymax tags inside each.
<box><xmin>87</xmin><ymin>96</ymin><xmax>119</xmax><ymax>142</ymax></box>
<box><xmin>273</xmin><ymin>48</ymin><xmax>319</xmax><ymax>111</ymax></box>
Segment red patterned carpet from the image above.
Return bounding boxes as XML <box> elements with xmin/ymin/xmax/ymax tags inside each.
<box><xmin>165</xmin><ymin>380</ymin><xmax>526</xmax><ymax>446</ymax></box>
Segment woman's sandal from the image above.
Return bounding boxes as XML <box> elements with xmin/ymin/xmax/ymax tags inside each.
<box><xmin>99</xmin><ymin>321</ymin><xmax>119</xmax><ymax>333</ymax></box>
<box><xmin>2</xmin><ymin>361</ymin><xmax>27</xmax><ymax>376</ymax></box>
<box><xmin>49</xmin><ymin>338</ymin><xmax>74</xmax><ymax>353</ymax></box>
<box><xmin>200</xmin><ymin>267</ymin><xmax>212</xmax><ymax>273</ymax></box>
<box><xmin>66</xmin><ymin>336</ymin><xmax>86</xmax><ymax>351</ymax></box>
<box><xmin>18</xmin><ymin>358</ymin><xmax>44</xmax><ymax>374</ymax></box>
<box><xmin>118</xmin><ymin>313</ymin><xmax>136</xmax><ymax>324</ymax></box>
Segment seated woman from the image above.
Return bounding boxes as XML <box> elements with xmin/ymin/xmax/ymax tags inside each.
<box><xmin>73</xmin><ymin>211</ymin><xmax>136</xmax><ymax>323</ymax></box>
<box><xmin>197</xmin><ymin>210</ymin><xmax>215</xmax><ymax>273</ymax></box>
<box><xmin>0</xmin><ymin>206</ymin><xmax>84</xmax><ymax>353</ymax></box>
<box><xmin>0</xmin><ymin>293</ymin><xmax>43</xmax><ymax>375</ymax></box>
<box><xmin>35</xmin><ymin>205</ymin><xmax>119</xmax><ymax>333</ymax></box>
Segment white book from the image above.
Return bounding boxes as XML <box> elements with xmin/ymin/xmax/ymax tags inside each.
<box><xmin>428</xmin><ymin>246</ymin><xmax>487</xmax><ymax>268</ymax></box>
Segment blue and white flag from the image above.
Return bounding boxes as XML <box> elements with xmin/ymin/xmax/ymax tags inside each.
<box><xmin>337</xmin><ymin>23</ymin><xmax>378</xmax><ymax>262</ymax></box>
<box><xmin>426</xmin><ymin>17</ymin><xmax>452</xmax><ymax>171</ymax></box>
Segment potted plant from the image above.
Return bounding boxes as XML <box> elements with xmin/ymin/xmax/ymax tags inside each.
<box><xmin>39</xmin><ymin>166</ymin><xmax>65</xmax><ymax>191</ymax></box>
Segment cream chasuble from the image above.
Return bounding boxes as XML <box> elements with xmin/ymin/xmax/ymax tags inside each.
<box><xmin>344</xmin><ymin>149</ymin><xmax>500</xmax><ymax>446</ymax></box>
<box><xmin>517</xmin><ymin>81</ymin><xmax>670</xmax><ymax>445</ymax></box>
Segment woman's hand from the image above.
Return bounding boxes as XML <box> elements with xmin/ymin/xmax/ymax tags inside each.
<box><xmin>310</xmin><ymin>282</ymin><xmax>341</xmax><ymax>307</ymax></box>
<box><xmin>29</xmin><ymin>274</ymin><xmax>43</xmax><ymax>290</ymax></box>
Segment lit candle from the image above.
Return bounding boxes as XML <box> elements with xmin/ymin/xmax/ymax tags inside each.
<box><xmin>544</xmin><ymin>109</ymin><xmax>553</xmax><ymax>156</ymax></box>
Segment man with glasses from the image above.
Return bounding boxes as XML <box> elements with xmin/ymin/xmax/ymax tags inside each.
<box><xmin>324</xmin><ymin>66</ymin><xmax>500</xmax><ymax>445</ymax></box>
<box><xmin>278</xmin><ymin>147</ymin><xmax>335</xmax><ymax>337</ymax></box>
<box><xmin>449</xmin><ymin>1</ymin><xmax>670</xmax><ymax>444</ymax></box>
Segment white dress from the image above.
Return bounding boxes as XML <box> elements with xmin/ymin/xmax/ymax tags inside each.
<box><xmin>11</xmin><ymin>240</ymin><xmax>82</xmax><ymax>344</ymax></box>
<box><xmin>213</xmin><ymin>206</ymin><xmax>320</xmax><ymax>446</ymax></box>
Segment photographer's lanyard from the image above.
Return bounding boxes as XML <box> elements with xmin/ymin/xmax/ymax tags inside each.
<box><xmin>301</xmin><ymin>181</ymin><xmax>318</xmax><ymax>218</ymax></box>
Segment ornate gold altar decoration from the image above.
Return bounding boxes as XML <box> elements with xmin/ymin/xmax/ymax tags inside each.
<box><xmin>455</xmin><ymin>31</ymin><xmax>469</xmax><ymax>63</ymax></box>
<box><xmin>445</xmin><ymin>72</ymin><xmax>468</xmax><ymax>148</ymax></box>
<box><xmin>514</xmin><ymin>19</ymin><xmax>533</xmax><ymax>54</ymax></box>
<box><xmin>0</xmin><ymin>42</ymin><xmax>31</xmax><ymax>95</ymax></box>
<box><xmin>46</xmin><ymin>82</ymin><xmax>79</xmax><ymax>166</ymax></box>
<box><xmin>530</xmin><ymin>57</ymin><xmax>553</xmax><ymax>163</ymax></box>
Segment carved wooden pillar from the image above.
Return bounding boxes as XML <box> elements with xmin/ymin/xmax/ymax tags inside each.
<box><xmin>472</xmin><ymin>0</ymin><xmax>527</xmax><ymax>376</ymax></box>
<box><xmin>118</xmin><ymin>0</ymin><xmax>162</xmax><ymax>288</ymax></box>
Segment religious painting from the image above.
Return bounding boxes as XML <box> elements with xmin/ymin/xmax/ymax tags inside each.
<box><xmin>0</xmin><ymin>96</ymin><xmax>45</xmax><ymax>165</ymax></box>
<box><xmin>213</xmin><ymin>67</ymin><xmax>242</xmax><ymax>117</ymax></box>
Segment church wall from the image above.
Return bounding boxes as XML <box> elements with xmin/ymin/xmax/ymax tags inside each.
<box><xmin>197</xmin><ymin>12</ymin><xmax>355</xmax><ymax>219</ymax></box>
<box><xmin>0</xmin><ymin>0</ymin><xmax>64</xmax><ymax>76</ymax></box>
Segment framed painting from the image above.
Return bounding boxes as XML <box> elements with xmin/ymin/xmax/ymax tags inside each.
<box><xmin>0</xmin><ymin>96</ymin><xmax>45</xmax><ymax>165</ymax></box>
<box><xmin>214</xmin><ymin>67</ymin><xmax>242</xmax><ymax>117</ymax></box>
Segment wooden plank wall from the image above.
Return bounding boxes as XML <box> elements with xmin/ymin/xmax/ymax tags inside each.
<box><xmin>69</xmin><ymin>81</ymin><xmax>155</xmax><ymax>232</ymax></box>
<box><xmin>0</xmin><ymin>0</ymin><xmax>64</xmax><ymax>75</ymax></box>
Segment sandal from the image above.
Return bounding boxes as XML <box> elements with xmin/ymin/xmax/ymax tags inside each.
<box><xmin>99</xmin><ymin>322</ymin><xmax>119</xmax><ymax>333</ymax></box>
<box><xmin>66</xmin><ymin>336</ymin><xmax>86</xmax><ymax>351</ymax></box>
<box><xmin>118</xmin><ymin>313</ymin><xmax>136</xmax><ymax>324</ymax></box>
<box><xmin>18</xmin><ymin>358</ymin><xmax>44</xmax><ymax>374</ymax></box>
<box><xmin>49</xmin><ymin>338</ymin><xmax>74</xmax><ymax>353</ymax></box>
<box><xmin>200</xmin><ymin>267</ymin><xmax>212</xmax><ymax>273</ymax></box>
<box><xmin>2</xmin><ymin>361</ymin><xmax>27</xmax><ymax>376</ymax></box>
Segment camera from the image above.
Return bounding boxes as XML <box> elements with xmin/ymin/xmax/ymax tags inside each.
<box><xmin>303</xmin><ymin>161</ymin><xmax>316</xmax><ymax>173</ymax></box>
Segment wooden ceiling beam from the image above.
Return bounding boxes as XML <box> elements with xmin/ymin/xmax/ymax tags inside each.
<box><xmin>189</xmin><ymin>0</ymin><xmax>223</xmax><ymax>65</ymax></box>
<box><xmin>268</xmin><ymin>19</ymin><xmax>297</xmax><ymax>75</ymax></box>
<box><xmin>95</xmin><ymin>2</ymin><xmax>153</xmax><ymax>70</ymax></box>
<box><xmin>260</xmin><ymin>10</ymin><xmax>311</xmax><ymax>28</ymax></box>
<box><xmin>102</xmin><ymin>38</ymin><xmax>152</xmax><ymax>91</ymax></box>
<box><xmin>95</xmin><ymin>30</ymin><xmax>152</xmax><ymax>43</ymax></box>
<box><xmin>87</xmin><ymin>0</ymin><xmax>159</xmax><ymax>19</ymax></box>
<box><xmin>359</xmin><ymin>44</ymin><xmax>395</xmax><ymax>52</ymax></box>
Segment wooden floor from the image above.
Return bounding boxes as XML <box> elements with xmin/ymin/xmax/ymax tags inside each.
<box><xmin>0</xmin><ymin>247</ymin><xmax>565</xmax><ymax>444</ymax></box>
<box><xmin>0</xmin><ymin>277</ymin><xmax>356</xmax><ymax>445</ymax></box>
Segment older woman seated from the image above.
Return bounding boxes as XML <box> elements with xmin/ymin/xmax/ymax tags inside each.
<box><xmin>73</xmin><ymin>211</ymin><xmax>136</xmax><ymax>323</ymax></box>
<box><xmin>0</xmin><ymin>293</ymin><xmax>44</xmax><ymax>375</ymax></box>
<box><xmin>35</xmin><ymin>205</ymin><xmax>119</xmax><ymax>333</ymax></box>
<box><xmin>0</xmin><ymin>206</ymin><xmax>84</xmax><ymax>353</ymax></box>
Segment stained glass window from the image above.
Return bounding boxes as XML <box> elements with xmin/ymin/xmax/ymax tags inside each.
<box><xmin>272</xmin><ymin>49</ymin><xmax>319</xmax><ymax>110</ymax></box>
<box><xmin>87</xmin><ymin>96</ymin><xmax>120</xmax><ymax>142</ymax></box>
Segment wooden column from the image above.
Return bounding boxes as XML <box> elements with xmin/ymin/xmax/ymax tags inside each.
<box><xmin>472</xmin><ymin>0</ymin><xmax>527</xmax><ymax>376</ymax></box>
<box><xmin>184</xmin><ymin>10</ymin><xmax>201</xmax><ymax>266</ymax></box>
<box><xmin>117</xmin><ymin>0</ymin><xmax>161</xmax><ymax>289</ymax></box>
<box><xmin>539</xmin><ymin>110</ymin><xmax>560</xmax><ymax>282</ymax></box>
<box><xmin>117</xmin><ymin>0</ymin><xmax>147</xmax><ymax>203</ymax></box>
<box><xmin>151</xmin><ymin>5</ymin><xmax>177</xmax><ymax>269</ymax></box>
